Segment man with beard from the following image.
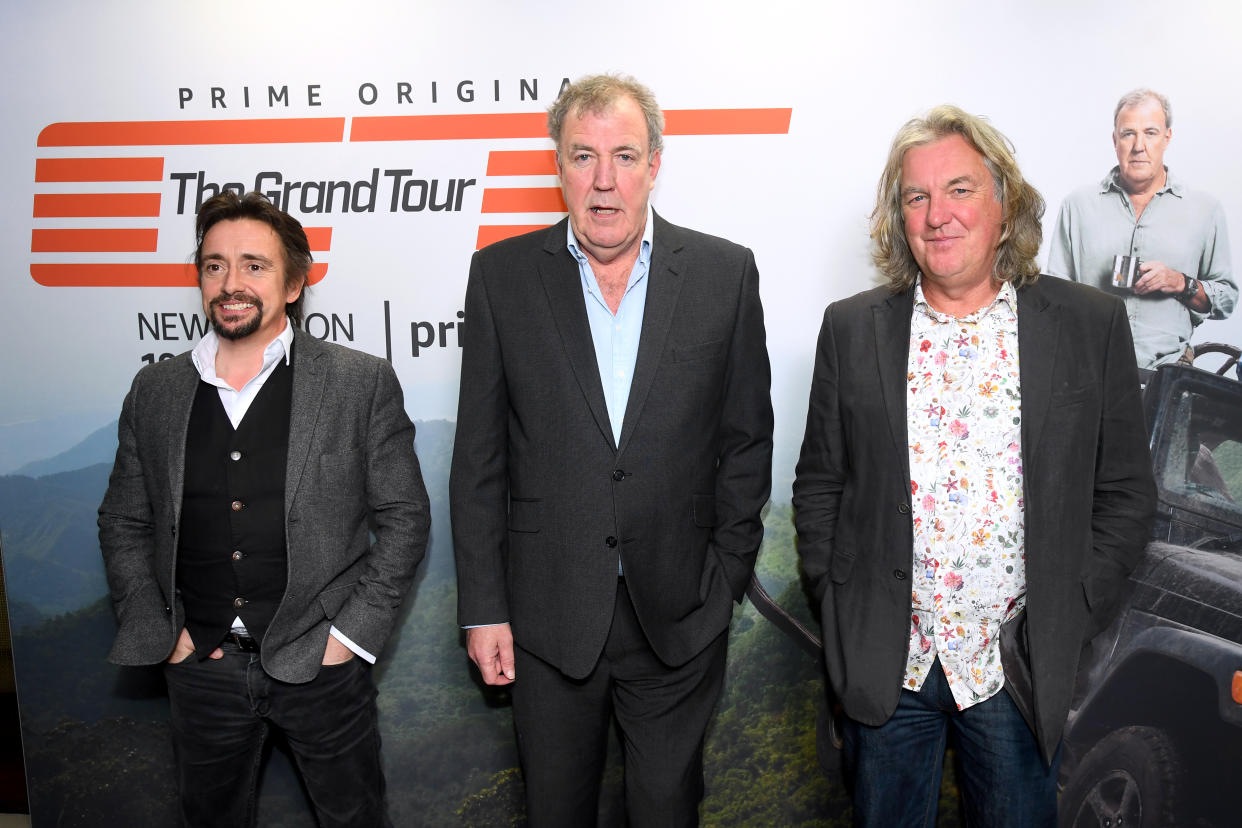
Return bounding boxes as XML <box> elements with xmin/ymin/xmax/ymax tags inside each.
<box><xmin>99</xmin><ymin>191</ymin><xmax>429</xmax><ymax>827</ymax></box>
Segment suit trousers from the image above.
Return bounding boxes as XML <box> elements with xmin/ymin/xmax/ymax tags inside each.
<box><xmin>512</xmin><ymin>579</ymin><xmax>729</xmax><ymax>828</ymax></box>
<box><xmin>163</xmin><ymin>640</ymin><xmax>390</xmax><ymax>828</ymax></box>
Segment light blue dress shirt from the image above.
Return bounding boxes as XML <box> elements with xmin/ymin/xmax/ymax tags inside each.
<box><xmin>566</xmin><ymin>205</ymin><xmax>655</xmax><ymax>445</ymax></box>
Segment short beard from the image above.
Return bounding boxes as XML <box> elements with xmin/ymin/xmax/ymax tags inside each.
<box><xmin>210</xmin><ymin>293</ymin><xmax>265</xmax><ymax>341</ymax></box>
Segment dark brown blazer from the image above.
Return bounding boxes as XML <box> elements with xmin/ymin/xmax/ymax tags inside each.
<box><xmin>793</xmin><ymin>276</ymin><xmax>1156</xmax><ymax>763</ymax></box>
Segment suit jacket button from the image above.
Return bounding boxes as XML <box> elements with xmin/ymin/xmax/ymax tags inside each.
<box><xmin>232</xmin><ymin>550</ymin><xmax>244</xmax><ymax>561</ymax></box>
<box><xmin>893</xmin><ymin>569</ymin><xmax>908</xmax><ymax>580</ymax></box>
<box><xmin>605</xmin><ymin>536</ymin><xmax>618</xmax><ymax>548</ymax></box>
<box><xmin>897</xmin><ymin>503</ymin><xmax>910</xmax><ymax>514</ymax></box>
<box><xmin>231</xmin><ymin>500</ymin><xmax>244</xmax><ymax>511</ymax></box>
<box><xmin>164</xmin><ymin>605</ymin><xmax>172</xmax><ymax>614</ymax></box>
<box><xmin>612</xmin><ymin>469</ymin><xmax>625</xmax><ymax>481</ymax></box>
<box><xmin>233</xmin><ymin>597</ymin><xmax>246</xmax><ymax>608</ymax></box>
<box><xmin>230</xmin><ymin>450</ymin><xmax>242</xmax><ymax>461</ymax></box>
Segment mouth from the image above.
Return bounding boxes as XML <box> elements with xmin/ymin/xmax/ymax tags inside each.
<box><xmin>212</xmin><ymin>294</ymin><xmax>262</xmax><ymax>315</ymax></box>
<box><xmin>589</xmin><ymin>206</ymin><xmax>619</xmax><ymax>216</ymax></box>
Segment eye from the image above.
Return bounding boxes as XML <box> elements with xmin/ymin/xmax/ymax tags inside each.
<box><xmin>617</xmin><ymin>153</ymin><xmax>636</xmax><ymax>164</ymax></box>
<box><xmin>906</xmin><ymin>194</ymin><xmax>926</xmax><ymax>206</ymax></box>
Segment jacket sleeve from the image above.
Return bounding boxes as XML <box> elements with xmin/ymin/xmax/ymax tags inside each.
<box><xmin>449</xmin><ymin>251</ymin><xmax>513</xmax><ymax>626</ymax></box>
<box><xmin>98</xmin><ymin>371</ymin><xmax>174</xmax><ymax>663</ymax></box>
<box><xmin>709</xmin><ymin>248</ymin><xmax>774</xmax><ymax>600</ymax></box>
<box><xmin>329</xmin><ymin>358</ymin><xmax>431</xmax><ymax>656</ymax></box>
<box><xmin>792</xmin><ymin>305</ymin><xmax>847</xmax><ymax>603</ymax></box>
<box><xmin>1083</xmin><ymin>298</ymin><xmax>1158</xmax><ymax>636</ymax></box>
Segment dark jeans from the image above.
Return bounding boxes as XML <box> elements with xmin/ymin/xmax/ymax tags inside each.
<box><xmin>842</xmin><ymin>660</ymin><xmax>1059</xmax><ymax>828</ymax></box>
<box><xmin>512</xmin><ymin>580</ymin><xmax>729</xmax><ymax>828</ymax></box>
<box><xmin>163</xmin><ymin>641</ymin><xmax>389</xmax><ymax>828</ymax></box>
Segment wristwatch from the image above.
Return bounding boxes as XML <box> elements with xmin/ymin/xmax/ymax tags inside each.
<box><xmin>1180</xmin><ymin>274</ymin><xmax>1200</xmax><ymax>304</ymax></box>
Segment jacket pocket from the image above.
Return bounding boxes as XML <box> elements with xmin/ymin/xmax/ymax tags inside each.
<box><xmin>318</xmin><ymin>581</ymin><xmax>357</xmax><ymax>618</ymax></box>
<box><xmin>673</xmin><ymin>339</ymin><xmax>725</xmax><ymax>363</ymax></box>
<box><xmin>830</xmin><ymin>552</ymin><xmax>856</xmax><ymax>584</ymax></box>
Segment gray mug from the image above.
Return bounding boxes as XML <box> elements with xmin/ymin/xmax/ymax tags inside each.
<box><xmin>1112</xmin><ymin>255</ymin><xmax>1143</xmax><ymax>289</ymax></box>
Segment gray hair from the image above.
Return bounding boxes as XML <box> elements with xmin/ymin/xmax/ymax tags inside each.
<box><xmin>547</xmin><ymin>73</ymin><xmax>664</xmax><ymax>157</ymax></box>
<box><xmin>870</xmin><ymin>104</ymin><xmax>1045</xmax><ymax>292</ymax></box>
<box><xmin>1114</xmin><ymin>88</ymin><xmax>1173</xmax><ymax>129</ymax></box>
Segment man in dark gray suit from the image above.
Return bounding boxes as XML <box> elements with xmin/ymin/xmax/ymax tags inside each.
<box><xmin>793</xmin><ymin>106</ymin><xmax>1155</xmax><ymax>826</ymax></box>
<box><xmin>451</xmin><ymin>74</ymin><xmax>773</xmax><ymax>826</ymax></box>
<box><xmin>99</xmin><ymin>192</ymin><xmax>429</xmax><ymax>827</ymax></box>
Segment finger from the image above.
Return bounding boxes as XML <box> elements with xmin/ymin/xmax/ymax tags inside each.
<box><xmin>500</xmin><ymin>645</ymin><xmax>516</xmax><ymax>681</ymax></box>
<box><xmin>210</xmin><ymin>648</ymin><xmax>224</xmax><ymax>660</ymax></box>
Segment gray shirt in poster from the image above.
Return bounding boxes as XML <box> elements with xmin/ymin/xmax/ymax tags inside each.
<box><xmin>1047</xmin><ymin>167</ymin><xmax>1236</xmax><ymax>369</ymax></box>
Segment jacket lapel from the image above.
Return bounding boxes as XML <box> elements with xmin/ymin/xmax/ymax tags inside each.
<box><xmin>1017</xmin><ymin>281</ymin><xmax>1057</xmax><ymax>460</ymax></box>
<box><xmin>166</xmin><ymin>356</ymin><xmax>202</xmax><ymax>525</ymax></box>
<box><xmin>537</xmin><ymin>221</ymin><xmax>616</xmax><ymax>449</ymax></box>
<box><xmin>619</xmin><ymin>213</ymin><xmax>683</xmax><ymax>454</ymax></box>
<box><xmin>873</xmin><ymin>289</ymin><xmax>914</xmax><ymax>478</ymax></box>
<box><xmin>285</xmin><ymin>330</ymin><xmax>327</xmax><ymax>513</ymax></box>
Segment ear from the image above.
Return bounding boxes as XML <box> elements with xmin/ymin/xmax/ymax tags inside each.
<box><xmin>285</xmin><ymin>275</ymin><xmax>305</xmax><ymax>305</ymax></box>
<box><xmin>647</xmin><ymin>149</ymin><xmax>662</xmax><ymax>189</ymax></box>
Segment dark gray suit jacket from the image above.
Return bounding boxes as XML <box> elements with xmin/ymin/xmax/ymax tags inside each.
<box><xmin>98</xmin><ymin>329</ymin><xmax>430</xmax><ymax>683</ymax></box>
<box><xmin>450</xmin><ymin>213</ymin><xmax>774</xmax><ymax>678</ymax></box>
<box><xmin>793</xmin><ymin>276</ymin><xmax>1156</xmax><ymax>763</ymax></box>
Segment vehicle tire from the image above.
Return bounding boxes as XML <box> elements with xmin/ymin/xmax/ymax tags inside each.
<box><xmin>1059</xmin><ymin>726</ymin><xmax>1180</xmax><ymax>827</ymax></box>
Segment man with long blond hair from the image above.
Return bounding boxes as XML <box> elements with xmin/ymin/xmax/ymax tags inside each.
<box><xmin>794</xmin><ymin>106</ymin><xmax>1155</xmax><ymax>826</ymax></box>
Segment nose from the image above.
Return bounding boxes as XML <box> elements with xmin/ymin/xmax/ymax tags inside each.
<box><xmin>220</xmin><ymin>261</ymin><xmax>245</xmax><ymax>294</ymax></box>
<box><xmin>593</xmin><ymin>157</ymin><xmax>616</xmax><ymax>190</ymax></box>
<box><xmin>925</xmin><ymin>194</ymin><xmax>951</xmax><ymax>228</ymax></box>
<box><xmin>1132</xmin><ymin>134</ymin><xmax>1146</xmax><ymax>154</ymax></box>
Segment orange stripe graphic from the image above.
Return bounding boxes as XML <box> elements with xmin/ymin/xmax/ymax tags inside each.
<box><xmin>34</xmin><ymin>193</ymin><xmax>161</xmax><ymax>218</ymax></box>
<box><xmin>32</xmin><ymin>228</ymin><xmax>157</xmax><ymax>252</ymax></box>
<box><xmin>30</xmin><ymin>263</ymin><xmax>329</xmax><ymax>288</ymax></box>
<box><xmin>36</xmin><ymin>157</ymin><xmax>165</xmax><ymax>182</ymax></box>
<box><xmin>303</xmin><ymin>227</ymin><xmax>332</xmax><ymax>250</ymax></box>
<box><xmin>476</xmin><ymin>225</ymin><xmax>551</xmax><ymax>249</ymax></box>
<box><xmin>487</xmin><ymin>150</ymin><xmax>558</xmax><ymax>176</ymax></box>
<box><xmin>480</xmin><ymin>187</ymin><xmax>566</xmax><ymax>214</ymax></box>
<box><xmin>664</xmin><ymin>108</ymin><xmax>792</xmax><ymax>135</ymax></box>
<box><xmin>352</xmin><ymin>113</ymin><xmax>548</xmax><ymax>142</ymax></box>
<box><xmin>38</xmin><ymin>118</ymin><xmax>345</xmax><ymax>147</ymax></box>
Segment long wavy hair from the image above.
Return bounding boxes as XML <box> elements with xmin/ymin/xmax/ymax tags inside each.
<box><xmin>870</xmin><ymin>105</ymin><xmax>1045</xmax><ymax>292</ymax></box>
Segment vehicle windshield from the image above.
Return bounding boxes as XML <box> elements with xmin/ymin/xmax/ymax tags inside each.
<box><xmin>1154</xmin><ymin>372</ymin><xmax>1242</xmax><ymax>544</ymax></box>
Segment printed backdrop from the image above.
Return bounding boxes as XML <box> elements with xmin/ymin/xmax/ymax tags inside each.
<box><xmin>1</xmin><ymin>1</ymin><xmax>1239</xmax><ymax>825</ymax></box>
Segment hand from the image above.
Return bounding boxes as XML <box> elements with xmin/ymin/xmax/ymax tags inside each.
<box><xmin>1133</xmin><ymin>261</ymin><xmax>1185</xmax><ymax>296</ymax></box>
<box><xmin>168</xmin><ymin>627</ymin><xmax>222</xmax><ymax>663</ymax></box>
<box><xmin>466</xmin><ymin>623</ymin><xmax>516</xmax><ymax>685</ymax></box>
<box><xmin>322</xmin><ymin>634</ymin><xmax>356</xmax><ymax>665</ymax></box>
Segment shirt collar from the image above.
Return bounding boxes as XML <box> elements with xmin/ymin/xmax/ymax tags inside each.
<box><xmin>912</xmin><ymin>277</ymin><xmax>1017</xmax><ymax>323</ymax></box>
<box><xmin>566</xmin><ymin>204</ymin><xmax>655</xmax><ymax>271</ymax></box>
<box><xmin>1102</xmin><ymin>165</ymin><xmax>1181</xmax><ymax>197</ymax></box>
<box><xmin>191</xmin><ymin>317</ymin><xmax>294</xmax><ymax>383</ymax></box>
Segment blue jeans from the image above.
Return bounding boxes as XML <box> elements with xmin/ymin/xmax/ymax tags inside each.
<box><xmin>163</xmin><ymin>640</ymin><xmax>389</xmax><ymax>827</ymax></box>
<box><xmin>841</xmin><ymin>660</ymin><xmax>1059</xmax><ymax>828</ymax></box>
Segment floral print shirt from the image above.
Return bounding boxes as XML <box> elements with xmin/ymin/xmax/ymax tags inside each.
<box><xmin>903</xmin><ymin>278</ymin><xmax>1026</xmax><ymax>710</ymax></box>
